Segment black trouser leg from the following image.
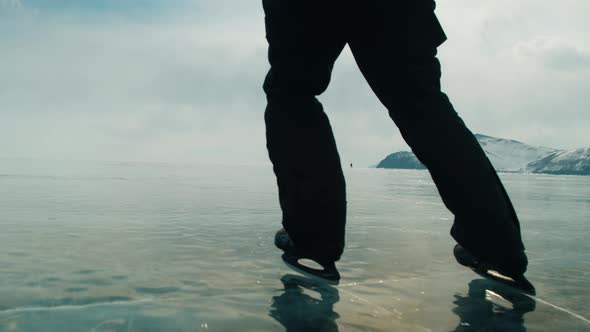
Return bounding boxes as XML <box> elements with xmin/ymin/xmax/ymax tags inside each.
<box><xmin>348</xmin><ymin>3</ymin><xmax>527</xmax><ymax>273</ymax></box>
<box><xmin>262</xmin><ymin>0</ymin><xmax>347</xmax><ymax>262</ymax></box>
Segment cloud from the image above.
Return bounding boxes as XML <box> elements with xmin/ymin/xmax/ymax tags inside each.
<box><xmin>0</xmin><ymin>3</ymin><xmax>280</xmax><ymax>164</ymax></box>
<box><xmin>0</xmin><ymin>0</ymin><xmax>22</xmax><ymax>8</ymax></box>
<box><xmin>514</xmin><ymin>36</ymin><xmax>590</xmax><ymax>70</ymax></box>
<box><xmin>0</xmin><ymin>1</ymin><xmax>589</xmax><ymax>165</ymax></box>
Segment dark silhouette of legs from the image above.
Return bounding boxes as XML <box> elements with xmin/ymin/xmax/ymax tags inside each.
<box><xmin>347</xmin><ymin>2</ymin><xmax>526</xmax><ymax>274</ymax></box>
<box><xmin>263</xmin><ymin>0</ymin><xmax>528</xmax><ymax>275</ymax></box>
<box><xmin>263</xmin><ymin>0</ymin><xmax>347</xmax><ymax>262</ymax></box>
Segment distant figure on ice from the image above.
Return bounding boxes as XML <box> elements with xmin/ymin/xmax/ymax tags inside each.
<box><xmin>262</xmin><ymin>0</ymin><xmax>534</xmax><ymax>293</ymax></box>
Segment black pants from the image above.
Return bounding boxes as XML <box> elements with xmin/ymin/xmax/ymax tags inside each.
<box><xmin>263</xmin><ymin>0</ymin><xmax>527</xmax><ymax>273</ymax></box>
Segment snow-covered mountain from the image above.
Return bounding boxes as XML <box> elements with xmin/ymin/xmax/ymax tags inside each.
<box><xmin>474</xmin><ymin>134</ymin><xmax>557</xmax><ymax>172</ymax></box>
<box><xmin>376</xmin><ymin>134</ymin><xmax>589</xmax><ymax>176</ymax></box>
<box><xmin>376</xmin><ymin>151</ymin><xmax>427</xmax><ymax>170</ymax></box>
<box><xmin>525</xmin><ymin>148</ymin><xmax>590</xmax><ymax>175</ymax></box>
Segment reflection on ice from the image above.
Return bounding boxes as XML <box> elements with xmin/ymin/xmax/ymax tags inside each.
<box><xmin>270</xmin><ymin>275</ymin><xmax>340</xmax><ymax>332</ymax></box>
<box><xmin>452</xmin><ymin>279</ymin><xmax>535</xmax><ymax>332</ymax></box>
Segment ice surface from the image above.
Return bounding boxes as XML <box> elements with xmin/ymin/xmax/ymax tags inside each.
<box><xmin>0</xmin><ymin>160</ymin><xmax>589</xmax><ymax>331</ymax></box>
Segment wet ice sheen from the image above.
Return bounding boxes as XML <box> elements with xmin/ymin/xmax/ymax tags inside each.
<box><xmin>0</xmin><ymin>159</ymin><xmax>589</xmax><ymax>331</ymax></box>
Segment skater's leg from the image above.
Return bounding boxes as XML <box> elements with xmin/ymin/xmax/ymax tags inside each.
<box><xmin>347</xmin><ymin>2</ymin><xmax>527</xmax><ymax>274</ymax></box>
<box><xmin>263</xmin><ymin>0</ymin><xmax>347</xmax><ymax>262</ymax></box>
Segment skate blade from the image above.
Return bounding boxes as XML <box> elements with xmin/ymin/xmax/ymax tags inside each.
<box><xmin>281</xmin><ymin>254</ymin><xmax>340</xmax><ymax>286</ymax></box>
<box><xmin>472</xmin><ymin>267</ymin><xmax>536</xmax><ymax>296</ymax></box>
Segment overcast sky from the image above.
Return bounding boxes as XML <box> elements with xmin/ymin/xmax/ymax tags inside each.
<box><xmin>1</xmin><ymin>0</ymin><xmax>588</xmax><ymax>166</ymax></box>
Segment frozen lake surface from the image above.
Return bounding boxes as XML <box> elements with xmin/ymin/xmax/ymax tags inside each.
<box><xmin>0</xmin><ymin>160</ymin><xmax>589</xmax><ymax>331</ymax></box>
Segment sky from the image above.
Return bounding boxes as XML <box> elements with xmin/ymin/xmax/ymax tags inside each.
<box><xmin>1</xmin><ymin>0</ymin><xmax>589</xmax><ymax>166</ymax></box>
